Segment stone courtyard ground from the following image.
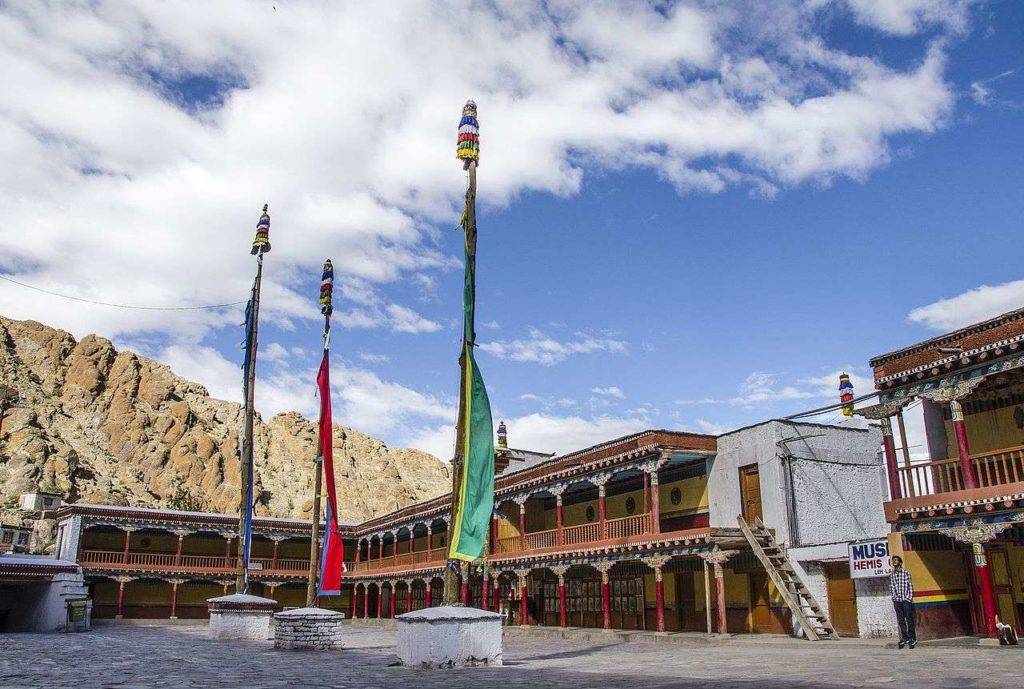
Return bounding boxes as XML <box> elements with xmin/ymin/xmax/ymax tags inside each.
<box><xmin>1</xmin><ymin>622</ymin><xmax>1021</xmax><ymax>689</ymax></box>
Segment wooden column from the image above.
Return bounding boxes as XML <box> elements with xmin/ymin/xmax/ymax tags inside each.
<box><xmin>482</xmin><ymin>572</ymin><xmax>491</xmax><ymax>610</ymax></box>
<box><xmin>406</xmin><ymin>581</ymin><xmax>414</xmax><ymax>613</ymax></box>
<box><xmin>121</xmin><ymin>528</ymin><xmax>133</xmax><ymax>564</ymax></box>
<box><xmin>950</xmin><ymin>400</ymin><xmax>979</xmax><ymax>489</ymax></box>
<box><xmin>598</xmin><ymin>485</ymin><xmax>607</xmax><ymax>539</ymax></box>
<box><xmin>703</xmin><ymin>559</ymin><xmax>712</xmax><ymax>634</ymax></box>
<box><xmin>518</xmin><ymin>500</ymin><xmax>527</xmax><ymax>550</ymax></box>
<box><xmin>600</xmin><ymin>569</ymin><xmax>611</xmax><ymax>630</ymax></box>
<box><xmin>553</xmin><ymin>567</ymin><xmax>569</xmax><ymax>628</ymax></box>
<box><xmin>168</xmin><ymin>580</ymin><xmax>182</xmax><ymax>619</ymax></box>
<box><xmin>426</xmin><ymin>525</ymin><xmax>433</xmax><ymax>553</ymax></box>
<box><xmin>376</xmin><ymin>584</ymin><xmax>383</xmax><ymax>618</ymax></box>
<box><xmin>460</xmin><ymin>562</ymin><xmax>470</xmax><ymax>606</ymax></box>
<box><xmin>645</xmin><ymin>557</ymin><xmax>670</xmax><ymax>633</ymax></box>
<box><xmin>700</xmin><ymin>548</ymin><xmax>734</xmax><ymax>635</ymax></box>
<box><xmin>271</xmin><ymin>539</ymin><xmax>280</xmax><ymax>569</ymax></box>
<box><xmin>115</xmin><ymin>577</ymin><xmax>132</xmax><ymax>619</ymax></box>
<box><xmin>555</xmin><ymin>494</ymin><xmax>564</xmax><ymax>545</ymax></box>
<box><xmin>224</xmin><ymin>536</ymin><xmax>233</xmax><ymax>567</ymax></box>
<box><xmin>943</xmin><ymin>526</ymin><xmax>1004</xmax><ymax>637</ymax></box>
<box><xmin>355</xmin><ymin>540</ymin><xmax>362</xmax><ymax>565</ymax></box>
<box><xmin>649</xmin><ymin>472</ymin><xmax>661</xmax><ymax>535</ymax></box>
<box><xmin>425</xmin><ymin>580</ymin><xmax>433</xmax><ymax>608</ymax></box>
<box><xmin>492</xmin><ymin>578</ymin><xmax>500</xmax><ymax>612</ymax></box>
<box><xmin>879</xmin><ymin>417</ymin><xmax>903</xmax><ymax>499</ymax></box>
<box><xmin>363</xmin><ymin>585</ymin><xmax>371</xmax><ymax>618</ymax></box>
<box><xmin>351</xmin><ymin>585</ymin><xmax>359</xmax><ymax>619</ymax></box>
<box><xmin>519</xmin><ymin>578</ymin><xmax>529</xmax><ymax>625</ymax></box>
<box><xmin>173</xmin><ymin>533</ymin><xmax>185</xmax><ymax>566</ymax></box>
<box><xmin>378</xmin><ymin>537</ymin><xmax>385</xmax><ymax>561</ymax></box>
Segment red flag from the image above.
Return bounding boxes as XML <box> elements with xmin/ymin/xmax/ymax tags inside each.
<box><xmin>317</xmin><ymin>352</ymin><xmax>344</xmax><ymax>594</ymax></box>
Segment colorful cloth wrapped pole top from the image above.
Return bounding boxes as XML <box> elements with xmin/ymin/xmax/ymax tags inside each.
<box><xmin>251</xmin><ymin>204</ymin><xmax>272</xmax><ymax>255</ymax></box>
<box><xmin>317</xmin><ymin>258</ymin><xmax>343</xmax><ymax>596</ymax></box>
<box><xmin>839</xmin><ymin>373</ymin><xmax>854</xmax><ymax>416</ymax></box>
<box><xmin>319</xmin><ymin>259</ymin><xmax>333</xmax><ymax>316</ymax></box>
<box><xmin>456</xmin><ymin>100</ymin><xmax>480</xmax><ymax>168</ymax></box>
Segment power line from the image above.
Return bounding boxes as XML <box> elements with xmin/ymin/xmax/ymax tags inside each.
<box><xmin>0</xmin><ymin>274</ymin><xmax>247</xmax><ymax>311</ymax></box>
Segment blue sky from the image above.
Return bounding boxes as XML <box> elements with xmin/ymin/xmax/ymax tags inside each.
<box><xmin>1</xmin><ymin>1</ymin><xmax>1022</xmax><ymax>459</ymax></box>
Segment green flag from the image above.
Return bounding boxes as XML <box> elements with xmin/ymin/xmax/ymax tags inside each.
<box><xmin>448</xmin><ymin>192</ymin><xmax>494</xmax><ymax>563</ymax></box>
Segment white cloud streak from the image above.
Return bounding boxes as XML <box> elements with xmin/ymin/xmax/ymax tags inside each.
<box><xmin>908</xmin><ymin>280</ymin><xmax>1024</xmax><ymax>331</ymax></box>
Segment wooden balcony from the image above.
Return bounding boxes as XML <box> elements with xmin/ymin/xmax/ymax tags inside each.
<box><xmin>350</xmin><ymin>547</ymin><xmax>448</xmax><ymax>574</ymax></box>
<box><xmin>79</xmin><ymin>550</ymin><xmax>308</xmax><ymax>575</ymax></box>
<box><xmin>896</xmin><ymin>444</ymin><xmax>1024</xmax><ymax>498</ymax></box>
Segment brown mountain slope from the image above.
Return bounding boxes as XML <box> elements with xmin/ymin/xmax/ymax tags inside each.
<box><xmin>0</xmin><ymin>317</ymin><xmax>449</xmax><ymax>524</ymax></box>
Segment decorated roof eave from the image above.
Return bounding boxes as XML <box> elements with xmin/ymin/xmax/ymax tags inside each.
<box><xmin>870</xmin><ymin>306</ymin><xmax>1024</xmax><ymax>369</ymax></box>
<box><xmin>878</xmin><ymin>351</ymin><xmax>1024</xmax><ymax>398</ymax></box>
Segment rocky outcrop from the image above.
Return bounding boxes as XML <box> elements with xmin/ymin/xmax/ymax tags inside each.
<box><xmin>0</xmin><ymin>317</ymin><xmax>449</xmax><ymax>525</ymax></box>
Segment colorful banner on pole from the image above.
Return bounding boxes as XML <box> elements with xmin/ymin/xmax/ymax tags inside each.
<box><xmin>240</xmin><ymin>291</ymin><xmax>256</xmax><ymax>585</ymax></box>
<box><xmin>316</xmin><ymin>346</ymin><xmax>344</xmax><ymax>595</ymax></box>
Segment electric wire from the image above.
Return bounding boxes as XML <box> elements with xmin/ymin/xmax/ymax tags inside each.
<box><xmin>0</xmin><ymin>274</ymin><xmax>246</xmax><ymax>311</ymax></box>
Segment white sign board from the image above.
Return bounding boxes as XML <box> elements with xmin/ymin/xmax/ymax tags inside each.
<box><xmin>848</xmin><ymin>539</ymin><xmax>891</xmax><ymax>579</ymax></box>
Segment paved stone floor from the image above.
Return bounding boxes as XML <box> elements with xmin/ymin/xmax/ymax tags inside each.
<box><xmin>1</xmin><ymin>622</ymin><xmax>1021</xmax><ymax>689</ymax></box>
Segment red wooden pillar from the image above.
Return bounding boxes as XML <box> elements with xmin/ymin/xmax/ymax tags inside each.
<box><xmin>460</xmin><ymin>565</ymin><xmax>470</xmax><ymax>606</ymax></box>
<box><xmin>425</xmin><ymin>580</ymin><xmax>433</xmax><ymax>608</ymax></box>
<box><xmin>355</xmin><ymin>540</ymin><xmax>362</xmax><ymax>565</ymax></box>
<box><xmin>351</xmin><ymin>585</ymin><xmax>359</xmax><ymax>619</ymax></box>
<box><xmin>376</xmin><ymin>585</ymin><xmax>383</xmax><ymax>618</ymax></box>
<box><xmin>407</xmin><ymin>582</ymin><xmax>413</xmax><ymax>613</ymax></box>
<box><xmin>426</xmin><ymin>527</ymin><xmax>433</xmax><ymax>553</ymax></box>
<box><xmin>169</xmin><ymin>581</ymin><xmax>180</xmax><ymax>619</ymax></box>
<box><xmin>600</xmin><ymin>570</ymin><xmax>611</xmax><ymax>630</ymax></box>
<box><xmin>122</xmin><ymin>529</ymin><xmax>132</xmax><ymax>564</ymax></box>
<box><xmin>654</xmin><ymin>567</ymin><xmax>666</xmax><ymax>633</ymax></box>
<box><xmin>880</xmin><ymin>417</ymin><xmax>903</xmax><ymax>499</ymax></box>
<box><xmin>388</xmin><ymin>585</ymin><xmax>395</xmax><ymax>618</ymax></box>
<box><xmin>363</xmin><ymin>585</ymin><xmax>371</xmax><ymax>618</ymax></box>
<box><xmin>271</xmin><ymin>539</ymin><xmax>280</xmax><ymax>569</ymax></box>
<box><xmin>224</xmin><ymin>537</ymin><xmax>233</xmax><ymax>567</ymax></box>
<box><xmin>642</xmin><ymin>474</ymin><xmax>650</xmax><ymax>519</ymax></box>
<box><xmin>116</xmin><ymin>579</ymin><xmax>128</xmax><ymax>619</ymax></box>
<box><xmin>174</xmin><ymin>534</ymin><xmax>184</xmax><ymax>566</ymax></box>
<box><xmin>518</xmin><ymin>503</ymin><xmax>527</xmax><ymax>550</ymax></box>
<box><xmin>555</xmin><ymin>494</ymin><xmax>564</xmax><ymax>545</ymax></box>
<box><xmin>482</xmin><ymin>573</ymin><xmax>491</xmax><ymax>610</ymax></box>
<box><xmin>558</xmin><ymin>574</ymin><xmax>568</xmax><ymax>628</ymax></box>
<box><xmin>519</xmin><ymin>577</ymin><xmax>529</xmax><ymax>625</ymax></box>
<box><xmin>378</xmin><ymin>538</ymin><xmax>385</xmax><ymax>561</ymax></box>
<box><xmin>950</xmin><ymin>400</ymin><xmax>979</xmax><ymax>489</ymax></box>
<box><xmin>972</xmin><ymin>543</ymin><xmax>999</xmax><ymax>637</ymax></box>
<box><xmin>714</xmin><ymin>564</ymin><xmax>728</xmax><ymax>634</ymax></box>
<box><xmin>492</xmin><ymin>579</ymin><xmax>500</xmax><ymax>612</ymax></box>
<box><xmin>649</xmin><ymin>473</ymin><xmax>661</xmax><ymax>535</ymax></box>
<box><xmin>598</xmin><ymin>485</ymin><xmax>607</xmax><ymax>539</ymax></box>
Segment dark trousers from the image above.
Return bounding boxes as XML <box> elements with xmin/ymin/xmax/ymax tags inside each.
<box><xmin>893</xmin><ymin>600</ymin><xmax>916</xmax><ymax>643</ymax></box>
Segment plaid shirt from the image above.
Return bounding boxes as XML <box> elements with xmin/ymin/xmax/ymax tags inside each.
<box><xmin>890</xmin><ymin>568</ymin><xmax>914</xmax><ymax>602</ymax></box>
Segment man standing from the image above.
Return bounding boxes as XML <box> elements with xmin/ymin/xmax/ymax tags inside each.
<box><xmin>890</xmin><ymin>555</ymin><xmax>916</xmax><ymax>648</ymax></box>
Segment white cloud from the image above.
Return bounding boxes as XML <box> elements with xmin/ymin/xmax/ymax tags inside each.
<box><xmin>385</xmin><ymin>303</ymin><xmax>441</xmax><ymax>334</ymax></box>
<box><xmin>496</xmin><ymin>413</ymin><xmax>651</xmax><ymax>456</ymax></box>
<box><xmin>591</xmin><ymin>385</ymin><xmax>625</xmax><ymax>399</ymax></box>
<box><xmin>821</xmin><ymin>0</ymin><xmax>970</xmax><ymax>36</ymax></box>
<box><xmin>907</xmin><ymin>280</ymin><xmax>1024</xmax><ymax>331</ymax></box>
<box><xmin>691</xmin><ymin>418</ymin><xmax>730</xmax><ymax>436</ymax></box>
<box><xmin>0</xmin><ymin>0</ymin><xmax>960</xmax><ymax>346</ymax></box>
<box><xmin>479</xmin><ymin>330</ymin><xmax>628</xmax><ymax>366</ymax></box>
<box><xmin>729</xmin><ymin>372</ymin><xmax>815</xmax><ymax>405</ymax></box>
<box><xmin>263</xmin><ymin>342</ymin><xmax>290</xmax><ymax>362</ymax></box>
<box><xmin>677</xmin><ymin>367</ymin><xmax>874</xmax><ymax>409</ymax></box>
<box><xmin>358</xmin><ymin>352</ymin><xmax>389</xmax><ymax>364</ymax></box>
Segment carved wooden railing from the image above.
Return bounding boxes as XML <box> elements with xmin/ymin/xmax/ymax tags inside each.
<box><xmin>604</xmin><ymin>513</ymin><xmax>651</xmax><ymax>539</ymax></box>
<box><xmin>523</xmin><ymin>528</ymin><xmax>557</xmax><ymax>550</ymax></box>
<box><xmin>352</xmin><ymin>547</ymin><xmax>447</xmax><ymax>573</ymax></box>
<box><xmin>495</xmin><ymin>535</ymin><xmax>520</xmax><ymax>554</ymax></box>
<box><xmin>896</xmin><ymin>444</ymin><xmax>1024</xmax><ymax>498</ymax></box>
<box><xmin>562</xmin><ymin>521</ymin><xmax>600</xmax><ymax>545</ymax></box>
<box><xmin>80</xmin><ymin>550</ymin><xmax>308</xmax><ymax>573</ymax></box>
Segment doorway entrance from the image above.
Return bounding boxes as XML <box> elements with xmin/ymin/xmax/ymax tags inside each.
<box><xmin>824</xmin><ymin>561</ymin><xmax>860</xmax><ymax>637</ymax></box>
<box><xmin>739</xmin><ymin>464</ymin><xmax>763</xmax><ymax>523</ymax></box>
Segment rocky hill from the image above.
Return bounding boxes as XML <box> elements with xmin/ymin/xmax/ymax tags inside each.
<box><xmin>0</xmin><ymin>317</ymin><xmax>450</xmax><ymax>527</ymax></box>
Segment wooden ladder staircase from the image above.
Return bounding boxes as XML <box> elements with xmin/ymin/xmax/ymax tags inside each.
<box><xmin>737</xmin><ymin>515</ymin><xmax>839</xmax><ymax>640</ymax></box>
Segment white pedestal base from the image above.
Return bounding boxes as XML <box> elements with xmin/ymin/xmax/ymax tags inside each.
<box><xmin>207</xmin><ymin>594</ymin><xmax>277</xmax><ymax>640</ymax></box>
<box><xmin>274</xmin><ymin>607</ymin><xmax>345</xmax><ymax>650</ymax></box>
<box><xmin>396</xmin><ymin>606</ymin><xmax>502</xmax><ymax>668</ymax></box>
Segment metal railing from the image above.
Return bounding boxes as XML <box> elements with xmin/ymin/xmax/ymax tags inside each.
<box><xmin>896</xmin><ymin>444</ymin><xmax>1024</xmax><ymax>498</ymax></box>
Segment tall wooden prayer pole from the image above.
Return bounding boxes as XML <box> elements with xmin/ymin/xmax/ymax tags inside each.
<box><xmin>237</xmin><ymin>204</ymin><xmax>272</xmax><ymax>593</ymax></box>
<box><xmin>306</xmin><ymin>310</ymin><xmax>330</xmax><ymax>606</ymax></box>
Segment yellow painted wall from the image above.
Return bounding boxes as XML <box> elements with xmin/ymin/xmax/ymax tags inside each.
<box><xmin>659</xmin><ymin>475</ymin><xmax>710</xmax><ymax>516</ymax></box>
<box><xmin>1007</xmin><ymin>542</ymin><xmax>1024</xmax><ymax>605</ymax></box>
<box><xmin>942</xmin><ymin>390</ymin><xmax>1024</xmax><ymax>457</ymax></box>
<box><xmin>887</xmin><ymin>532</ymin><xmax>969</xmax><ymax>596</ymax></box>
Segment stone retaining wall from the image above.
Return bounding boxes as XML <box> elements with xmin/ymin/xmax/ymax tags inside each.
<box><xmin>274</xmin><ymin>608</ymin><xmax>345</xmax><ymax>650</ymax></box>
